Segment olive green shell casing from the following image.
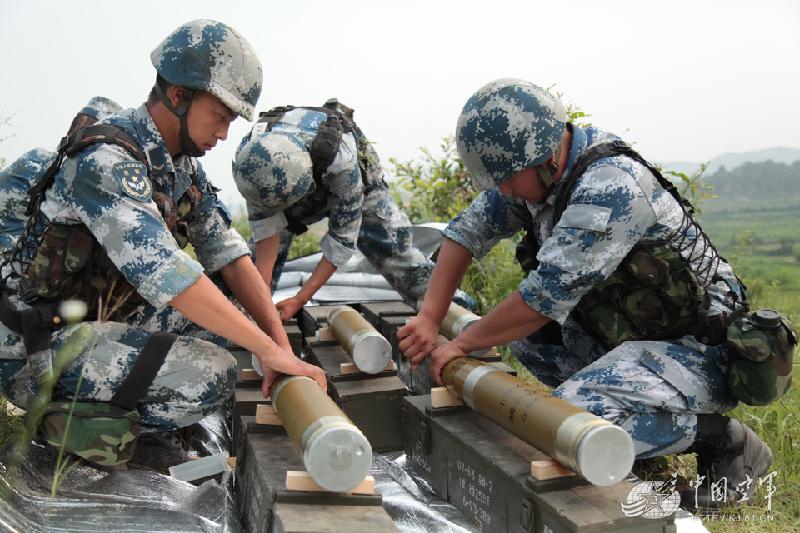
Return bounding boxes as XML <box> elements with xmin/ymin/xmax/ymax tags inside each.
<box><xmin>442</xmin><ymin>358</ymin><xmax>634</xmax><ymax>486</ymax></box>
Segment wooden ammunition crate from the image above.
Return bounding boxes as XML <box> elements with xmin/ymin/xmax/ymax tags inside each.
<box><xmin>297</xmin><ymin>305</ymin><xmax>342</xmax><ymax>339</ymax></box>
<box><xmin>305</xmin><ymin>337</ymin><xmax>407</xmax><ymax>452</ymax></box>
<box><xmin>402</xmin><ymin>395</ymin><xmax>676</xmax><ymax>533</ymax></box>
<box><xmin>234</xmin><ymin>416</ymin><xmax>397</xmax><ymax>533</ymax></box>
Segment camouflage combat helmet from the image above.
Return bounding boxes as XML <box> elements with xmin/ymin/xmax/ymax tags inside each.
<box><xmin>233</xmin><ymin>131</ymin><xmax>314</xmax><ymax>213</ymax></box>
<box><xmin>456</xmin><ymin>78</ymin><xmax>567</xmax><ymax>191</ymax></box>
<box><xmin>80</xmin><ymin>96</ymin><xmax>122</xmax><ymax>121</ymax></box>
<box><xmin>151</xmin><ymin>19</ymin><xmax>262</xmax><ymax>121</ymax></box>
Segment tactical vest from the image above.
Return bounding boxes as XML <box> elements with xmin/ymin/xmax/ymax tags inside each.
<box><xmin>8</xmin><ymin>124</ymin><xmax>202</xmax><ymax>322</ymax></box>
<box><xmin>516</xmin><ymin>138</ymin><xmax>740</xmax><ymax>349</ymax></box>
<box><xmin>256</xmin><ymin>106</ymin><xmax>382</xmax><ymax>235</ymax></box>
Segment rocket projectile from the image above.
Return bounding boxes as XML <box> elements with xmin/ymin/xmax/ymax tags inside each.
<box><xmin>272</xmin><ymin>375</ymin><xmax>372</xmax><ymax>492</ymax></box>
<box><xmin>441</xmin><ymin>303</ymin><xmax>489</xmax><ymax>356</ymax></box>
<box><xmin>328</xmin><ymin>306</ymin><xmax>392</xmax><ymax>374</ymax></box>
<box><xmin>441</xmin><ymin>358</ymin><xmax>634</xmax><ymax>486</ymax></box>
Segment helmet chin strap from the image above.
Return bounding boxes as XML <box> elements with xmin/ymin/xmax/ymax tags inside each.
<box><xmin>153</xmin><ymin>84</ymin><xmax>204</xmax><ymax>157</ymax></box>
<box><xmin>535</xmin><ymin>143</ymin><xmax>564</xmax><ymax>191</ymax></box>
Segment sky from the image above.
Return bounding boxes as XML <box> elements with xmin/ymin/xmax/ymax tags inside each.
<box><xmin>1</xmin><ymin>0</ymin><xmax>798</xmax><ymax>211</ymax></box>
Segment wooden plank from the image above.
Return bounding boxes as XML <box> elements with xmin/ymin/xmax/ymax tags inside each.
<box><xmin>240</xmin><ymin>368</ymin><xmax>260</xmax><ymax>381</ymax></box>
<box><xmin>317</xmin><ymin>326</ymin><xmax>336</xmax><ymax>342</ymax></box>
<box><xmin>255</xmin><ymin>404</ymin><xmax>282</xmax><ymax>426</ymax></box>
<box><xmin>272</xmin><ymin>503</ymin><xmax>399</xmax><ymax>532</ymax></box>
<box><xmin>531</xmin><ymin>459</ymin><xmax>576</xmax><ymax>480</ymax></box>
<box><xmin>430</xmin><ymin>386</ymin><xmax>463</xmax><ymax>408</ymax></box>
<box><xmin>285</xmin><ymin>471</ymin><xmax>376</xmax><ymax>495</ymax></box>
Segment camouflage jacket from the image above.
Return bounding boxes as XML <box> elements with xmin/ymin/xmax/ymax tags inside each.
<box><xmin>28</xmin><ymin>104</ymin><xmax>249</xmax><ymax>309</ymax></box>
<box><xmin>238</xmin><ymin>107</ymin><xmax>390</xmax><ymax>267</ymax></box>
<box><xmin>0</xmin><ymin>148</ymin><xmax>55</xmax><ymax>261</ymax></box>
<box><xmin>444</xmin><ymin>125</ymin><xmax>746</xmax><ymax>325</ymax></box>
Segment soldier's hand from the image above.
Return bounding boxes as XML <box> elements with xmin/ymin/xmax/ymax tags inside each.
<box><xmin>431</xmin><ymin>341</ymin><xmax>467</xmax><ymax>386</ymax></box>
<box><xmin>302</xmin><ymin>362</ymin><xmax>328</xmax><ymax>392</ymax></box>
<box><xmin>398</xmin><ymin>315</ymin><xmax>439</xmax><ymax>367</ymax></box>
<box><xmin>261</xmin><ymin>367</ymin><xmax>282</xmax><ymax>398</ymax></box>
<box><xmin>276</xmin><ymin>296</ymin><xmax>304</xmax><ymax>323</ymax></box>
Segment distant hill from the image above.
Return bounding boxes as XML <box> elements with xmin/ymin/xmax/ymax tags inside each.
<box><xmin>705</xmin><ymin>159</ymin><xmax>800</xmax><ymax>197</ymax></box>
<box><xmin>662</xmin><ymin>147</ymin><xmax>800</xmax><ymax>175</ymax></box>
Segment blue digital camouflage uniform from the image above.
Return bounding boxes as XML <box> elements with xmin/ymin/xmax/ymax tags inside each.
<box><xmin>444</xmin><ymin>124</ymin><xmax>745</xmax><ymax>458</ymax></box>
<box><xmin>0</xmin><ymin>96</ymin><xmax>122</xmax><ymax>263</ymax></box>
<box><xmin>0</xmin><ymin>104</ymin><xmax>251</xmax><ymax>431</ymax></box>
<box><xmin>0</xmin><ymin>148</ymin><xmax>54</xmax><ymax>261</ymax></box>
<box><xmin>234</xmin><ymin>107</ymin><xmax>433</xmax><ymax>301</ymax></box>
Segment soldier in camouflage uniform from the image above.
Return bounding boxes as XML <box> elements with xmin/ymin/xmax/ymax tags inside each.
<box><xmin>232</xmin><ymin>100</ymin><xmax>434</xmax><ymax>321</ymax></box>
<box><xmin>0</xmin><ymin>97</ymin><xmax>122</xmax><ymax>262</ymax></box>
<box><xmin>398</xmin><ymin>79</ymin><xmax>773</xmax><ymax>508</ymax></box>
<box><xmin>0</xmin><ymin>21</ymin><xmax>325</xmax><ymax>456</ymax></box>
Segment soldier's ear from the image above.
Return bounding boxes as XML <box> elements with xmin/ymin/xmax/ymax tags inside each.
<box><xmin>166</xmin><ymin>86</ymin><xmax>184</xmax><ymax>109</ymax></box>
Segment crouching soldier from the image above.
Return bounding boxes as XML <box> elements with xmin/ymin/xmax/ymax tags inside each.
<box><xmin>399</xmin><ymin>79</ymin><xmax>794</xmax><ymax>509</ymax></box>
<box><xmin>0</xmin><ymin>20</ymin><xmax>325</xmax><ymax>470</ymax></box>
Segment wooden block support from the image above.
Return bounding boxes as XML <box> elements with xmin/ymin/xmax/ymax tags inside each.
<box><xmin>241</xmin><ymin>368</ymin><xmax>261</xmax><ymax>381</ymax></box>
<box><xmin>227</xmin><ymin>457</ymin><xmax>237</xmax><ymax>469</ymax></box>
<box><xmin>255</xmin><ymin>403</ymin><xmax>283</xmax><ymax>426</ymax></box>
<box><xmin>317</xmin><ymin>327</ymin><xmax>336</xmax><ymax>342</ymax></box>
<box><xmin>285</xmin><ymin>470</ymin><xmax>376</xmax><ymax>495</ymax></box>
<box><xmin>530</xmin><ymin>459</ymin><xmax>576</xmax><ymax>480</ymax></box>
<box><xmin>339</xmin><ymin>360</ymin><xmax>397</xmax><ymax>375</ymax></box>
<box><xmin>430</xmin><ymin>386</ymin><xmax>463</xmax><ymax>408</ymax></box>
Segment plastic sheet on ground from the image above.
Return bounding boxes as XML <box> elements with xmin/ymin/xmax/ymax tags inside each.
<box><xmin>0</xmin><ymin>410</ymin><xmax>239</xmax><ymax>532</ymax></box>
<box><xmin>274</xmin><ymin>223</ymin><xmax>448</xmax><ymax>305</ymax></box>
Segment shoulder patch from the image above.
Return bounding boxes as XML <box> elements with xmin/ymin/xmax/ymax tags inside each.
<box><xmin>112</xmin><ymin>161</ymin><xmax>152</xmax><ymax>202</ymax></box>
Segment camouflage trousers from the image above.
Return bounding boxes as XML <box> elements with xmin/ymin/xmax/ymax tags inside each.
<box><xmin>0</xmin><ymin>303</ymin><xmax>236</xmax><ymax>432</ymax></box>
<box><xmin>510</xmin><ymin>319</ymin><xmax>738</xmax><ymax>459</ymax></box>
<box><xmin>274</xmin><ymin>195</ymin><xmax>434</xmax><ymax>303</ymax></box>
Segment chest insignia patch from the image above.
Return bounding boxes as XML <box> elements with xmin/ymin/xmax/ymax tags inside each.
<box><xmin>113</xmin><ymin>161</ymin><xmax>152</xmax><ymax>202</ymax></box>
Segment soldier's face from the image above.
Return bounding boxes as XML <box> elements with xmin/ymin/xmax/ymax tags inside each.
<box><xmin>499</xmin><ymin>167</ymin><xmax>547</xmax><ymax>203</ymax></box>
<box><xmin>186</xmin><ymin>92</ymin><xmax>237</xmax><ymax>155</ymax></box>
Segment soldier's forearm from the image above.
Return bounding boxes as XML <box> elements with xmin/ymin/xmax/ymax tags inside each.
<box><xmin>254</xmin><ymin>234</ymin><xmax>281</xmax><ymax>288</ymax></box>
<box><xmin>419</xmin><ymin>239</ymin><xmax>472</xmax><ymax>325</ymax></box>
<box><xmin>453</xmin><ymin>290</ymin><xmax>549</xmax><ymax>354</ymax></box>
<box><xmin>295</xmin><ymin>257</ymin><xmax>337</xmax><ymax>303</ymax></box>
<box><xmin>170</xmin><ymin>274</ymin><xmax>286</xmax><ymax>362</ymax></box>
<box><xmin>220</xmin><ymin>256</ymin><xmax>291</xmax><ymax>350</ymax></box>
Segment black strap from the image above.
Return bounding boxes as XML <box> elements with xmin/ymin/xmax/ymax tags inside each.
<box><xmin>258</xmin><ymin>105</ymin><xmax>365</xmax><ymax>183</ymax></box>
<box><xmin>110</xmin><ymin>331</ymin><xmax>177</xmax><ymax>411</ymax></box>
<box><xmin>552</xmin><ymin>139</ymin><xmax>693</xmax><ymax>225</ymax></box>
<box><xmin>25</xmin><ymin>124</ymin><xmax>147</xmax><ymax>217</ymax></box>
<box><xmin>0</xmin><ymin>292</ymin><xmax>61</xmax><ymax>354</ymax></box>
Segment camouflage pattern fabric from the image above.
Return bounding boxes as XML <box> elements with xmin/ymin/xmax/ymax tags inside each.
<box><xmin>444</xmin><ymin>124</ymin><xmax>747</xmax><ymax>457</ymax></box>
<box><xmin>0</xmin><ymin>103</ymin><xmax>247</xmax><ymax>430</ymax></box>
<box><xmin>40</xmin><ymin>400</ymin><xmax>141</xmax><ymax>466</ymax></box>
<box><xmin>0</xmin><ymin>96</ymin><xmax>122</xmax><ymax>267</ymax></box>
<box><xmin>726</xmin><ymin>311</ymin><xmax>796</xmax><ymax>405</ymax></box>
<box><xmin>456</xmin><ymin>78</ymin><xmax>567</xmax><ymax>190</ymax></box>
<box><xmin>0</xmin><ymin>315</ymin><xmax>236</xmax><ymax>432</ymax></box>
<box><xmin>235</xmin><ymin>107</ymin><xmax>432</xmax><ymax>301</ymax></box>
<box><xmin>32</xmin><ymin>104</ymin><xmax>250</xmax><ymax>308</ymax></box>
<box><xmin>151</xmin><ymin>19</ymin><xmax>262</xmax><ymax>121</ymax></box>
<box><xmin>0</xmin><ymin>148</ymin><xmax>55</xmax><ymax>261</ymax></box>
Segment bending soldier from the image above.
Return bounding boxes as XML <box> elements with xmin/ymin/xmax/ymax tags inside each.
<box><xmin>399</xmin><ymin>79</ymin><xmax>778</xmax><ymax>508</ymax></box>
<box><xmin>232</xmin><ymin>101</ymin><xmax>436</xmax><ymax>321</ymax></box>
